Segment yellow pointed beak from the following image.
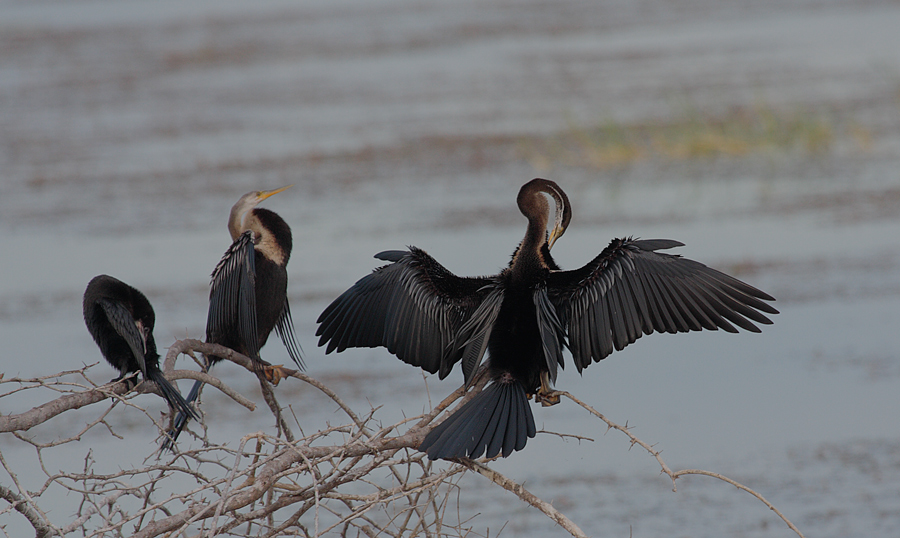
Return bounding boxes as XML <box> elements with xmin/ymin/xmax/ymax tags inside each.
<box><xmin>257</xmin><ymin>185</ymin><xmax>293</xmax><ymax>202</ymax></box>
<box><xmin>547</xmin><ymin>225</ymin><xmax>563</xmax><ymax>250</ymax></box>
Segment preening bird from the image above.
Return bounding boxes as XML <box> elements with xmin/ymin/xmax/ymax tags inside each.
<box><xmin>316</xmin><ymin>178</ymin><xmax>778</xmax><ymax>460</ymax></box>
<box><xmin>83</xmin><ymin>274</ymin><xmax>198</xmax><ymax>421</ymax></box>
<box><xmin>164</xmin><ymin>186</ymin><xmax>304</xmax><ymax>448</ymax></box>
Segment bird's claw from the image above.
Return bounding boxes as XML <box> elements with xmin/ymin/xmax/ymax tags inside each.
<box><xmin>535</xmin><ymin>390</ymin><xmax>561</xmax><ymax>407</ymax></box>
<box><xmin>111</xmin><ymin>374</ymin><xmax>138</xmax><ymax>391</ymax></box>
<box><xmin>262</xmin><ymin>365</ymin><xmax>293</xmax><ymax>385</ymax></box>
<box><xmin>526</xmin><ymin>390</ymin><xmax>561</xmax><ymax>406</ymax></box>
<box><xmin>535</xmin><ymin>371</ymin><xmax>560</xmax><ymax>406</ymax></box>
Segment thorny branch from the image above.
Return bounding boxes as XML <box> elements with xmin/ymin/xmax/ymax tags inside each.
<box><xmin>460</xmin><ymin>459</ymin><xmax>588</xmax><ymax>538</ymax></box>
<box><xmin>552</xmin><ymin>390</ymin><xmax>806</xmax><ymax>538</ymax></box>
<box><xmin>0</xmin><ymin>339</ymin><xmax>805</xmax><ymax>538</ymax></box>
<box><xmin>0</xmin><ymin>350</ymin><xmax>252</xmax><ymax>434</ymax></box>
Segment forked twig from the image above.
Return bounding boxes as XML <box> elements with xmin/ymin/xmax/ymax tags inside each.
<box><xmin>553</xmin><ymin>390</ymin><xmax>806</xmax><ymax>538</ymax></box>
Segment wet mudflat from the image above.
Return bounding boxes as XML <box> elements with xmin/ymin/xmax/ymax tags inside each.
<box><xmin>2</xmin><ymin>0</ymin><xmax>900</xmax><ymax>536</ymax></box>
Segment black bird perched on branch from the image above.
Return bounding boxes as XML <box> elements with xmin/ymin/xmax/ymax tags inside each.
<box><xmin>83</xmin><ymin>274</ymin><xmax>198</xmax><ymax>421</ymax></box>
<box><xmin>164</xmin><ymin>186</ymin><xmax>304</xmax><ymax>448</ymax></box>
<box><xmin>317</xmin><ymin>178</ymin><xmax>778</xmax><ymax>460</ymax></box>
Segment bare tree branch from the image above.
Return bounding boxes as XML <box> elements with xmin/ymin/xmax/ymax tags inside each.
<box><xmin>672</xmin><ymin>469</ymin><xmax>807</xmax><ymax>538</ymax></box>
<box><xmin>0</xmin><ymin>339</ymin><xmax>806</xmax><ymax>538</ymax></box>
<box><xmin>0</xmin><ymin>484</ymin><xmax>56</xmax><ymax>538</ymax></box>
<box><xmin>0</xmin><ymin>369</ymin><xmax>251</xmax><ymax>434</ymax></box>
<box><xmin>0</xmin><ymin>380</ymin><xmax>129</xmax><ymax>434</ymax></box>
<box><xmin>460</xmin><ymin>459</ymin><xmax>588</xmax><ymax>538</ymax></box>
<box><xmin>554</xmin><ymin>390</ymin><xmax>807</xmax><ymax>538</ymax></box>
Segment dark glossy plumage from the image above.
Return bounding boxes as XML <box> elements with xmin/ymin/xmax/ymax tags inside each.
<box><xmin>317</xmin><ymin>178</ymin><xmax>778</xmax><ymax>460</ymax></box>
<box><xmin>83</xmin><ymin>274</ymin><xmax>197</xmax><ymax>420</ymax></box>
<box><xmin>205</xmin><ymin>207</ymin><xmax>301</xmax><ymax>368</ymax></box>
<box><xmin>165</xmin><ymin>188</ymin><xmax>303</xmax><ymax>449</ymax></box>
<box><xmin>317</xmin><ymin>248</ymin><xmax>495</xmax><ymax>380</ymax></box>
<box><xmin>420</xmin><ymin>379</ymin><xmax>536</xmax><ymax>459</ymax></box>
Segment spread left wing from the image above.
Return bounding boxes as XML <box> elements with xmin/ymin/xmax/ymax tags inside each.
<box><xmin>548</xmin><ymin>238</ymin><xmax>778</xmax><ymax>372</ymax></box>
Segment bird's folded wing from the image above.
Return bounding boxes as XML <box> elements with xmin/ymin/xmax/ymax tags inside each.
<box><xmin>207</xmin><ymin>230</ymin><xmax>261</xmax><ymax>363</ymax></box>
<box><xmin>98</xmin><ymin>298</ymin><xmax>148</xmax><ymax>375</ymax></box>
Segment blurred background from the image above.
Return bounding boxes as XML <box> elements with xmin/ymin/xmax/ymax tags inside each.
<box><xmin>2</xmin><ymin>0</ymin><xmax>899</xmax><ymax>536</ymax></box>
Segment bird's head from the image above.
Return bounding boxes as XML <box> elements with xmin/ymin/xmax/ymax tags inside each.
<box><xmin>228</xmin><ymin>185</ymin><xmax>293</xmax><ymax>240</ymax></box>
<box><xmin>519</xmin><ymin>178</ymin><xmax>571</xmax><ymax>250</ymax></box>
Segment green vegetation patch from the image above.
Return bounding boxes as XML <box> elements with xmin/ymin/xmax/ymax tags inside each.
<box><xmin>521</xmin><ymin>104</ymin><xmax>842</xmax><ymax>170</ymax></box>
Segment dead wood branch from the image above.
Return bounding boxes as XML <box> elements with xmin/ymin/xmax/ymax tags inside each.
<box><xmin>0</xmin><ymin>368</ymin><xmax>249</xmax><ymax>434</ymax></box>
<box><xmin>0</xmin><ymin>484</ymin><xmax>56</xmax><ymax>538</ymax></box>
<box><xmin>0</xmin><ymin>339</ymin><xmax>805</xmax><ymax>538</ymax></box>
<box><xmin>461</xmin><ymin>459</ymin><xmax>588</xmax><ymax>538</ymax></box>
<box><xmin>555</xmin><ymin>390</ymin><xmax>806</xmax><ymax>538</ymax></box>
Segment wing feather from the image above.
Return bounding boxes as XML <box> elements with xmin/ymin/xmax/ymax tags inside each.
<box><xmin>98</xmin><ymin>299</ymin><xmax>148</xmax><ymax>375</ymax></box>
<box><xmin>454</xmin><ymin>286</ymin><xmax>503</xmax><ymax>383</ymax></box>
<box><xmin>533</xmin><ymin>287</ymin><xmax>566</xmax><ymax>382</ymax></box>
<box><xmin>317</xmin><ymin>247</ymin><xmax>498</xmax><ymax>378</ymax></box>
<box><xmin>548</xmin><ymin>238</ymin><xmax>778</xmax><ymax>371</ymax></box>
<box><xmin>274</xmin><ymin>300</ymin><xmax>304</xmax><ymax>370</ymax></box>
<box><xmin>207</xmin><ymin>231</ymin><xmax>261</xmax><ymax>363</ymax></box>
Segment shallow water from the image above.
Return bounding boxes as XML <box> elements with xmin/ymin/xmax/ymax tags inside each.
<box><xmin>2</xmin><ymin>0</ymin><xmax>900</xmax><ymax>536</ymax></box>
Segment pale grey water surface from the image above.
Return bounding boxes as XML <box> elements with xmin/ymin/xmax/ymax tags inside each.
<box><xmin>2</xmin><ymin>0</ymin><xmax>900</xmax><ymax>536</ymax></box>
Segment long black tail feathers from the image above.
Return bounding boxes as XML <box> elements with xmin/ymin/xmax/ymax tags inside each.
<box><xmin>147</xmin><ymin>369</ymin><xmax>199</xmax><ymax>424</ymax></box>
<box><xmin>161</xmin><ymin>378</ymin><xmax>203</xmax><ymax>451</ymax></box>
<box><xmin>419</xmin><ymin>380</ymin><xmax>536</xmax><ymax>460</ymax></box>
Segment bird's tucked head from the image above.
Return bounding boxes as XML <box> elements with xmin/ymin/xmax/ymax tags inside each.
<box><xmin>517</xmin><ymin>178</ymin><xmax>571</xmax><ymax>250</ymax></box>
